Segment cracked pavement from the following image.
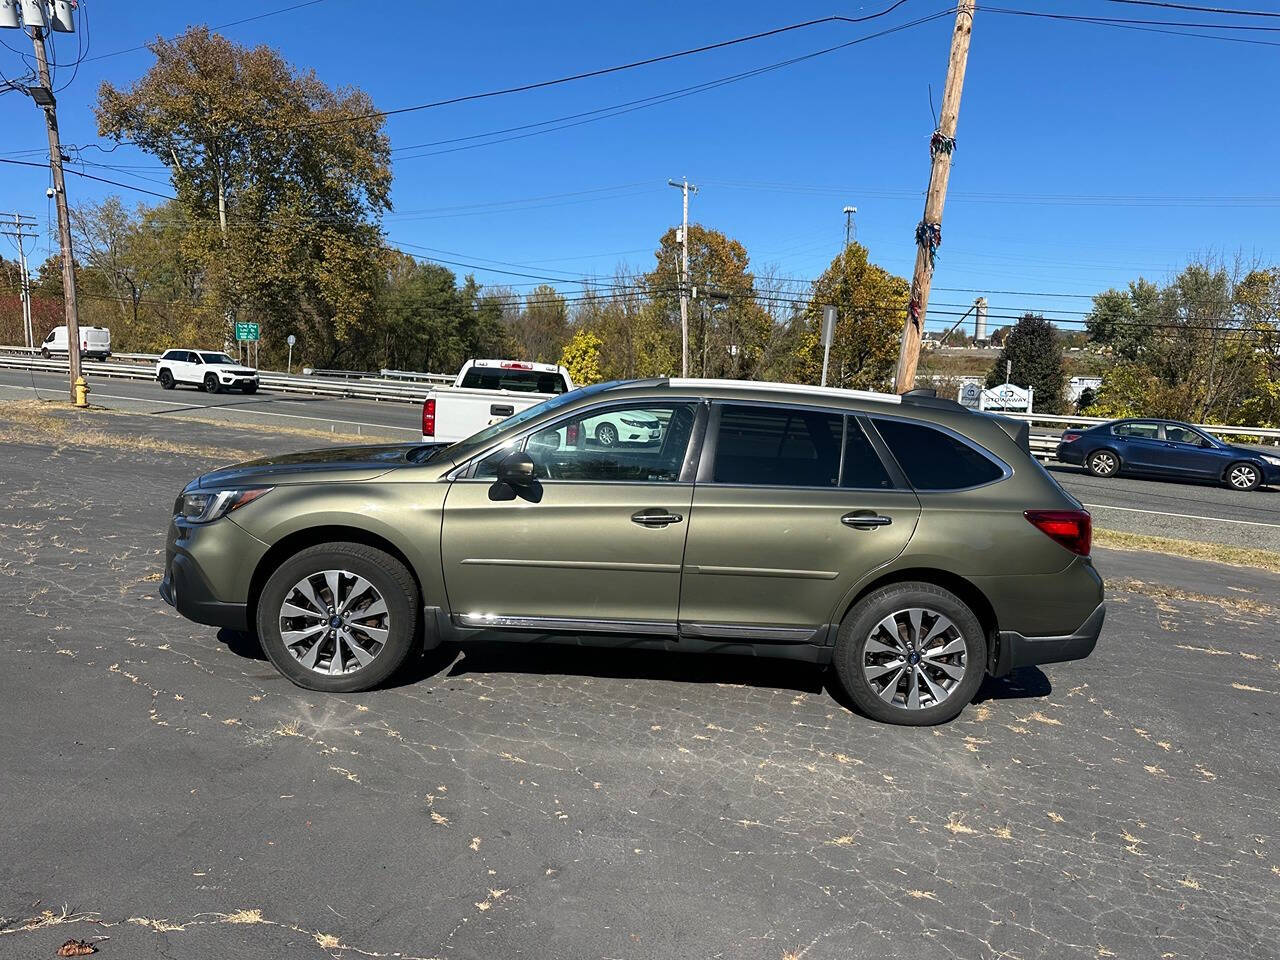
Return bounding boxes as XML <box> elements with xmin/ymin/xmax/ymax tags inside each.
<box><xmin>1</xmin><ymin>404</ymin><xmax>1277</xmax><ymax>960</ymax></box>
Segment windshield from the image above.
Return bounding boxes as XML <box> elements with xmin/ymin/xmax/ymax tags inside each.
<box><xmin>199</xmin><ymin>352</ymin><xmax>236</xmax><ymax>365</ymax></box>
<box><xmin>422</xmin><ymin>381</ymin><xmax>625</xmax><ymax>465</ymax></box>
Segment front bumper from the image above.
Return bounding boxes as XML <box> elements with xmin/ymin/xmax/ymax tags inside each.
<box><xmin>991</xmin><ymin>602</ymin><xmax>1105</xmax><ymax>676</ymax></box>
<box><xmin>159</xmin><ymin>515</ymin><xmax>266</xmax><ymax>631</ymax></box>
<box><xmin>219</xmin><ymin>374</ymin><xmax>259</xmax><ymax>389</ymax></box>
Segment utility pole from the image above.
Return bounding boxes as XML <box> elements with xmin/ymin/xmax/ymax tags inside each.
<box><xmin>668</xmin><ymin>178</ymin><xmax>696</xmax><ymax>377</ymax></box>
<box><xmin>843</xmin><ymin>206</ymin><xmax>857</xmax><ymax>249</ymax></box>
<box><xmin>1</xmin><ymin>213</ymin><xmax>37</xmax><ymax>348</ymax></box>
<box><xmin>894</xmin><ymin>0</ymin><xmax>974</xmax><ymax>393</ymax></box>
<box><xmin>30</xmin><ymin>26</ymin><xmax>83</xmax><ymax>402</ymax></box>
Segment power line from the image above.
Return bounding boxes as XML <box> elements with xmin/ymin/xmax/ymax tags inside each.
<box><xmin>990</xmin><ymin>6</ymin><xmax>1280</xmax><ymax>46</ymax></box>
<box><xmin>0</xmin><ymin>157</ymin><xmax>177</xmax><ymax>200</ymax></box>
<box><xmin>287</xmin><ymin>1</ymin><xmax>927</xmax><ymax>129</ymax></box>
<box><xmin>1103</xmin><ymin>0</ymin><xmax>1280</xmax><ymax>17</ymax></box>
<box><xmin>389</xmin><ymin>11</ymin><xmax>954</xmax><ymax>160</ymax></box>
<box><xmin>81</xmin><ymin>0</ymin><xmax>331</xmax><ymax>63</ymax></box>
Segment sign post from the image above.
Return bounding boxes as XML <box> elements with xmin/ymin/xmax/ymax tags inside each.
<box><xmin>820</xmin><ymin>305</ymin><xmax>837</xmax><ymax>387</ymax></box>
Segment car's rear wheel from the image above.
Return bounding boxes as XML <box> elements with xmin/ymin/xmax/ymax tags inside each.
<box><xmin>40</xmin><ymin>347</ymin><xmax>50</xmax><ymax>359</ymax></box>
<box><xmin>256</xmin><ymin>542</ymin><xmax>419</xmax><ymax>692</ymax></box>
<box><xmin>1085</xmin><ymin>449</ymin><xmax>1119</xmax><ymax>477</ymax></box>
<box><xmin>596</xmin><ymin>422</ymin><xmax>618</xmax><ymax>446</ymax></box>
<box><xmin>833</xmin><ymin>582</ymin><xmax>986</xmax><ymax>726</ymax></box>
<box><xmin>1226</xmin><ymin>462</ymin><xmax>1261</xmax><ymax>491</ymax></box>
<box><xmin>203</xmin><ymin>373</ymin><xmax>222</xmax><ymax>394</ymax></box>
<box><xmin>158</xmin><ymin>369</ymin><xmax>175</xmax><ymax>390</ymax></box>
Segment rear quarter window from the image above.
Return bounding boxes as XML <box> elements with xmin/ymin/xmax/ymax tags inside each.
<box><xmin>874</xmin><ymin>418</ymin><xmax>1005</xmax><ymax>491</ymax></box>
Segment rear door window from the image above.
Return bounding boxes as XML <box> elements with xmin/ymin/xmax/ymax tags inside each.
<box><xmin>873</xmin><ymin>418</ymin><xmax>1004</xmax><ymax>491</ymax></box>
<box><xmin>713</xmin><ymin>404</ymin><xmax>843</xmax><ymax>487</ymax></box>
<box><xmin>842</xmin><ymin>419</ymin><xmax>894</xmax><ymax>489</ymax></box>
<box><xmin>1113</xmin><ymin>421</ymin><xmax>1160</xmax><ymax>440</ymax></box>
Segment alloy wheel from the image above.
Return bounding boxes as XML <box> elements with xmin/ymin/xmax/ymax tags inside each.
<box><xmin>1229</xmin><ymin>464</ymin><xmax>1258</xmax><ymax>489</ymax></box>
<box><xmin>277</xmin><ymin>569</ymin><xmax>390</xmax><ymax>676</ymax></box>
<box><xmin>1089</xmin><ymin>451</ymin><xmax>1117</xmax><ymax>476</ymax></box>
<box><xmin>596</xmin><ymin>423</ymin><xmax>618</xmax><ymax>446</ymax></box>
<box><xmin>862</xmin><ymin>608</ymin><xmax>967</xmax><ymax>710</ymax></box>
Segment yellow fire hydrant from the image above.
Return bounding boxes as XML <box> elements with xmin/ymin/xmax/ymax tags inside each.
<box><xmin>74</xmin><ymin>376</ymin><xmax>90</xmax><ymax>408</ymax></box>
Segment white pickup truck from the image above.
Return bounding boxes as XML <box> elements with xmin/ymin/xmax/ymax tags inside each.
<box><xmin>422</xmin><ymin>359</ymin><xmax>574</xmax><ymax>443</ymax></box>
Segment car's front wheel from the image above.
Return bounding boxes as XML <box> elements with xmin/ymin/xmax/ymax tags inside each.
<box><xmin>242</xmin><ymin>382</ymin><xmax>258</xmax><ymax>394</ymax></box>
<box><xmin>833</xmin><ymin>582</ymin><xmax>986</xmax><ymax>725</ymax></box>
<box><xmin>1226</xmin><ymin>462</ymin><xmax>1261</xmax><ymax>491</ymax></box>
<box><xmin>158</xmin><ymin>369</ymin><xmax>175</xmax><ymax>390</ymax></box>
<box><xmin>256</xmin><ymin>542</ymin><xmax>419</xmax><ymax>692</ymax></box>
<box><xmin>596</xmin><ymin>422</ymin><xmax>618</xmax><ymax>446</ymax></box>
<box><xmin>203</xmin><ymin>373</ymin><xmax>222</xmax><ymax>394</ymax></box>
<box><xmin>1085</xmin><ymin>449</ymin><xmax>1119</xmax><ymax>478</ymax></box>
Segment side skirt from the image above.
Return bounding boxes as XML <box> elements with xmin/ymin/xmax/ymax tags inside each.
<box><xmin>424</xmin><ymin>606</ymin><xmax>831</xmax><ymax>664</ymax></box>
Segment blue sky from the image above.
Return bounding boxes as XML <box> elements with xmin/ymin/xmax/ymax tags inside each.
<box><xmin>2</xmin><ymin>0</ymin><xmax>1278</xmax><ymax>336</ymax></box>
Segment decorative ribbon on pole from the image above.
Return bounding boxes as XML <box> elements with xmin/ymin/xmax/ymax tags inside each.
<box><xmin>929</xmin><ymin>131</ymin><xmax>956</xmax><ymax>157</ymax></box>
<box><xmin>914</xmin><ymin>220</ymin><xmax>942</xmax><ymax>268</ymax></box>
<box><xmin>907</xmin><ymin>290</ymin><xmax>923</xmax><ymax>329</ymax></box>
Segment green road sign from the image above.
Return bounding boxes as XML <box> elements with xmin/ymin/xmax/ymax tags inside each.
<box><xmin>235</xmin><ymin>322</ymin><xmax>260</xmax><ymax>342</ymax></box>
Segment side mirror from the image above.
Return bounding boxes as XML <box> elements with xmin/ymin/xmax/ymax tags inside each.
<box><xmin>496</xmin><ymin>449</ymin><xmax>536</xmax><ymax>488</ymax></box>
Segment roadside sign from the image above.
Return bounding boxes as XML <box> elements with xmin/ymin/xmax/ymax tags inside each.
<box><xmin>821</xmin><ymin>305</ymin><xmax>837</xmax><ymax>349</ymax></box>
<box><xmin>959</xmin><ymin>382</ymin><xmax>982</xmax><ymax>408</ymax></box>
<box><xmin>235</xmin><ymin>322</ymin><xmax>260</xmax><ymax>342</ymax></box>
<box><xmin>287</xmin><ymin>334</ymin><xmax>296</xmax><ymax>346</ymax></box>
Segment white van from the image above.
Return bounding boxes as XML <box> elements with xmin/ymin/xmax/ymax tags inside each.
<box><xmin>41</xmin><ymin>325</ymin><xmax>112</xmax><ymax>361</ymax></box>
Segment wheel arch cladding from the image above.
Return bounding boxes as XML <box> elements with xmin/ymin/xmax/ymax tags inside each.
<box><xmin>248</xmin><ymin>525</ymin><xmax>425</xmax><ymax>634</ymax></box>
<box><xmin>838</xmin><ymin>568</ymin><xmax>998</xmax><ymax>648</ymax></box>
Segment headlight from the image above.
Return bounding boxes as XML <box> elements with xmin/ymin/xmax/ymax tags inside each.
<box><xmin>1263</xmin><ymin>455</ymin><xmax>1280</xmax><ymax>467</ymax></box>
<box><xmin>619</xmin><ymin>417</ymin><xmax>658</xmax><ymax>428</ymax></box>
<box><xmin>176</xmin><ymin>487</ymin><xmax>272</xmax><ymax>523</ymax></box>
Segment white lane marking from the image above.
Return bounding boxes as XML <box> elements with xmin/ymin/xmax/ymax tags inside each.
<box><xmin>1084</xmin><ymin>502</ymin><xmax>1280</xmax><ymax>529</ymax></box>
<box><xmin>0</xmin><ymin>382</ymin><xmax>418</xmax><ymax>433</ymax></box>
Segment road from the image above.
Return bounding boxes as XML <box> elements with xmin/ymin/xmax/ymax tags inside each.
<box><xmin>1</xmin><ymin>404</ymin><xmax>1277</xmax><ymax>960</ymax></box>
<box><xmin>4</xmin><ymin>368</ymin><xmax>1279</xmax><ymax>549</ymax></box>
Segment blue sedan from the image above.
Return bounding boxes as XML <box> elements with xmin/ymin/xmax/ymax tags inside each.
<box><xmin>1057</xmin><ymin>418</ymin><xmax>1280</xmax><ymax>491</ymax></box>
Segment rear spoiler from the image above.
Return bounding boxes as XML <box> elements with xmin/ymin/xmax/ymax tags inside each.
<box><xmin>988</xmin><ymin>414</ymin><xmax>1032</xmax><ymax>455</ymax></box>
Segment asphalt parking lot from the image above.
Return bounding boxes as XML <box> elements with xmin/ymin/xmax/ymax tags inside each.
<box><xmin>1</xmin><ymin>402</ymin><xmax>1278</xmax><ymax>960</ymax></box>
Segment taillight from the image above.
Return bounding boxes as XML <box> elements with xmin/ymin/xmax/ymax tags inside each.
<box><xmin>1025</xmin><ymin>509</ymin><xmax>1092</xmax><ymax>557</ymax></box>
<box><xmin>1061</xmin><ymin>432</ymin><xmax>1081</xmax><ymax>443</ymax></box>
<box><xmin>422</xmin><ymin>398</ymin><xmax>436</xmax><ymax>437</ymax></box>
<box><xmin>565</xmin><ymin>422</ymin><xmax>580</xmax><ymax>445</ymax></box>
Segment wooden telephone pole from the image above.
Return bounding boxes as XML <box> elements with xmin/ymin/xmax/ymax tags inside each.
<box><xmin>894</xmin><ymin>1</ymin><xmax>975</xmax><ymax>393</ymax></box>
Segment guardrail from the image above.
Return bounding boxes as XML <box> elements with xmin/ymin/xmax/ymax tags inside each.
<box><xmin>4</xmin><ymin>349</ymin><xmax>1278</xmax><ymax>455</ymax></box>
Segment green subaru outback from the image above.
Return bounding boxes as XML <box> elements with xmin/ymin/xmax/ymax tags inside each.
<box><xmin>160</xmin><ymin>379</ymin><xmax>1103</xmax><ymax>725</ymax></box>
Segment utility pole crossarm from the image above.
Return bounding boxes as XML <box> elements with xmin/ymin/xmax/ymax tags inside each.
<box><xmin>895</xmin><ymin>1</ymin><xmax>974</xmax><ymax>394</ymax></box>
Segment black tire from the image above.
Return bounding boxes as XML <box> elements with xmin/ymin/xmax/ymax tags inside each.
<box><xmin>596</xmin><ymin>422</ymin><xmax>619</xmax><ymax>446</ymax></box>
<box><xmin>1085</xmin><ymin>448</ymin><xmax>1119</xmax><ymax>478</ymax></box>
<box><xmin>832</xmin><ymin>581</ymin><xmax>987</xmax><ymax>726</ymax></box>
<box><xmin>1225</xmin><ymin>461</ymin><xmax>1261</xmax><ymax>492</ymax></box>
<box><xmin>203</xmin><ymin>373</ymin><xmax>222</xmax><ymax>394</ymax></box>
<box><xmin>255</xmin><ymin>542</ymin><xmax>419</xmax><ymax>693</ymax></box>
<box><xmin>158</xmin><ymin>369</ymin><xmax>175</xmax><ymax>390</ymax></box>
<box><xmin>242</xmin><ymin>382</ymin><xmax>258</xmax><ymax>394</ymax></box>
<box><xmin>40</xmin><ymin>347</ymin><xmax>50</xmax><ymax>359</ymax></box>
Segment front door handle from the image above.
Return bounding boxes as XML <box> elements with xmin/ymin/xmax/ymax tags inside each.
<box><xmin>842</xmin><ymin>512</ymin><xmax>892</xmax><ymax>530</ymax></box>
<box><xmin>632</xmin><ymin>509</ymin><xmax>683</xmax><ymax>527</ymax></box>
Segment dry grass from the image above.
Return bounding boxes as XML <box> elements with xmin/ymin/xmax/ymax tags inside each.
<box><xmin>0</xmin><ymin>399</ymin><xmax>261</xmax><ymax>460</ymax></box>
<box><xmin>1111</xmin><ymin>578</ymin><xmax>1276</xmax><ymax>617</ymax></box>
<box><xmin>0</xmin><ymin>397</ymin><xmax>406</xmax><ymax>460</ymax></box>
<box><xmin>1095</xmin><ymin>528</ymin><xmax>1280</xmax><ymax>576</ymax></box>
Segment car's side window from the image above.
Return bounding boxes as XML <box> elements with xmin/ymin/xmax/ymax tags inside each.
<box><xmin>1113</xmin><ymin>421</ymin><xmax>1159</xmax><ymax>439</ymax></box>
<box><xmin>842</xmin><ymin>419</ymin><xmax>894</xmax><ymax>489</ymax></box>
<box><xmin>713</xmin><ymin>404</ymin><xmax>843</xmax><ymax>487</ymax></box>
<box><xmin>1163</xmin><ymin>425</ymin><xmax>1201</xmax><ymax>445</ymax></box>
<box><xmin>873</xmin><ymin>418</ymin><xmax>1005</xmax><ymax>491</ymax></box>
<box><xmin>520</xmin><ymin>402</ymin><xmax>696</xmax><ymax>482</ymax></box>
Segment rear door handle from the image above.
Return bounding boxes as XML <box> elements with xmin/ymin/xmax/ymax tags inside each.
<box><xmin>632</xmin><ymin>509</ymin><xmax>683</xmax><ymax>527</ymax></box>
<box><xmin>842</xmin><ymin>512</ymin><xmax>892</xmax><ymax>530</ymax></box>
